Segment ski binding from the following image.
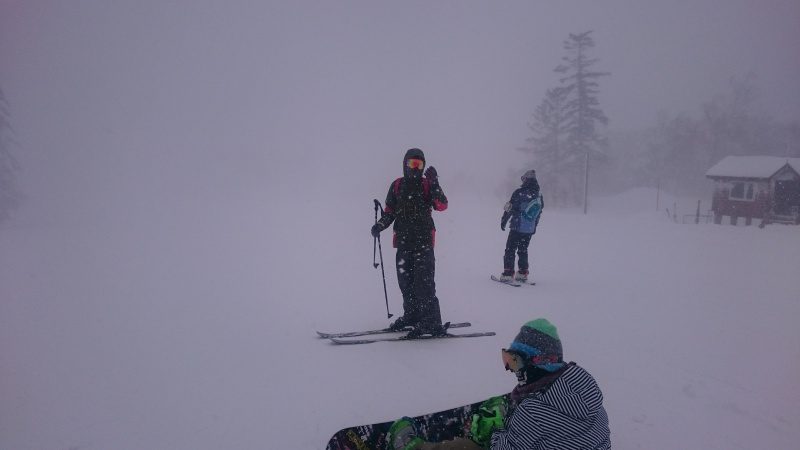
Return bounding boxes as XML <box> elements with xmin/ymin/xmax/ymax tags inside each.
<box><xmin>329</xmin><ymin>331</ymin><xmax>496</xmax><ymax>345</ymax></box>
<box><xmin>316</xmin><ymin>321</ymin><xmax>471</xmax><ymax>339</ymax></box>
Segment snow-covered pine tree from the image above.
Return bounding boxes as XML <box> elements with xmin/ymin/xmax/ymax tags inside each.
<box><xmin>555</xmin><ymin>31</ymin><xmax>610</xmax><ymax>212</ymax></box>
<box><xmin>523</xmin><ymin>87</ymin><xmax>570</xmax><ymax>207</ymax></box>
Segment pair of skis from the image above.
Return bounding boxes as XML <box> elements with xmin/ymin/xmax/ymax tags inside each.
<box><xmin>317</xmin><ymin>322</ymin><xmax>495</xmax><ymax>345</ymax></box>
<box><xmin>490</xmin><ymin>274</ymin><xmax>536</xmax><ymax>287</ymax></box>
<box><xmin>318</xmin><ymin>274</ymin><xmax>533</xmax><ymax>344</ymax></box>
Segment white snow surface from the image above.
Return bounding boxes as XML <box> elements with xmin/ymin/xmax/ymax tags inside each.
<box><xmin>706</xmin><ymin>155</ymin><xmax>800</xmax><ymax>179</ymax></box>
<box><xmin>1</xmin><ymin>186</ymin><xmax>799</xmax><ymax>450</ymax></box>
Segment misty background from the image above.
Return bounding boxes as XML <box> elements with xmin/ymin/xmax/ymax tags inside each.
<box><xmin>1</xmin><ymin>2</ymin><xmax>800</xmax><ymax>449</ymax></box>
<box><xmin>1</xmin><ymin>1</ymin><xmax>800</xmax><ymax>224</ymax></box>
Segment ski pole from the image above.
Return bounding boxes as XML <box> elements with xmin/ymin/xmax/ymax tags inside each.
<box><xmin>373</xmin><ymin>202</ymin><xmax>379</xmax><ymax>268</ymax></box>
<box><xmin>373</xmin><ymin>199</ymin><xmax>392</xmax><ymax>319</ymax></box>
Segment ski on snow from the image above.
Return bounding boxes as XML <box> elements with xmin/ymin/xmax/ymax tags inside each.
<box><xmin>490</xmin><ymin>275</ymin><xmax>536</xmax><ymax>287</ymax></box>
<box><xmin>329</xmin><ymin>331</ymin><xmax>496</xmax><ymax>345</ymax></box>
<box><xmin>316</xmin><ymin>321</ymin><xmax>471</xmax><ymax>339</ymax></box>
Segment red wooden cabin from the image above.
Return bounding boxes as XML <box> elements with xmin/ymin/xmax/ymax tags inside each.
<box><xmin>706</xmin><ymin>156</ymin><xmax>800</xmax><ymax>226</ymax></box>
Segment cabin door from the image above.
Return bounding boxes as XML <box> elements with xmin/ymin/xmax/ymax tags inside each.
<box><xmin>773</xmin><ymin>179</ymin><xmax>800</xmax><ymax>215</ymax></box>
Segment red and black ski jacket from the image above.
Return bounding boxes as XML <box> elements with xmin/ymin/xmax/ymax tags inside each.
<box><xmin>376</xmin><ymin>176</ymin><xmax>447</xmax><ymax>249</ymax></box>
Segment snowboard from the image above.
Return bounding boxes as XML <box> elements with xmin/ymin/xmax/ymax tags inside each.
<box><xmin>491</xmin><ymin>274</ymin><xmax>520</xmax><ymax>286</ymax></box>
<box><xmin>490</xmin><ymin>275</ymin><xmax>536</xmax><ymax>286</ymax></box>
<box><xmin>325</xmin><ymin>392</ymin><xmax>512</xmax><ymax>450</ymax></box>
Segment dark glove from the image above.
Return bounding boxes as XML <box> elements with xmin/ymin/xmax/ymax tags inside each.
<box><xmin>424</xmin><ymin>166</ymin><xmax>438</xmax><ymax>182</ymax></box>
<box><xmin>371</xmin><ymin>223</ymin><xmax>382</xmax><ymax>237</ymax></box>
<box><xmin>501</xmin><ymin>206</ymin><xmax>511</xmax><ymax>231</ymax></box>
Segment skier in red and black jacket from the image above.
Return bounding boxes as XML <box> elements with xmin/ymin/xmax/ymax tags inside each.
<box><xmin>371</xmin><ymin>148</ymin><xmax>448</xmax><ymax>337</ymax></box>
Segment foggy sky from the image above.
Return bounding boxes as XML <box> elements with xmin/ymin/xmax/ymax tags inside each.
<box><xmin>2</xmin><ymin>4</ymin><xmax>799</xmax><ymax>448</ymax></box>
<box><xmin>1</xmin><ymin>1</ymin><xmax>799</xmax><ymax>219</ymax></box>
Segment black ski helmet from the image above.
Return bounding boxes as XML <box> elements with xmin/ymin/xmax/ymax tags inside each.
<box><xmin>403</xmin><ymin>148</ymin><xmax>426</xmax><ymax>178</ymax></box>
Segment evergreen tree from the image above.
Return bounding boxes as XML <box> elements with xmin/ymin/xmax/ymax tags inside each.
<box><xmin>0</xmin><ymin>87</ymin><xmax>20</xmax><ymax>223</ymax></box>
<box><xmin>555</xmin><ymin>31</ymin><xmax>610</xmax><ymax>212</ymax></box>
<box><xmin>523</xmin><ymin>87</ymin><xmax>570</xmax><ymax>206</ymax></box>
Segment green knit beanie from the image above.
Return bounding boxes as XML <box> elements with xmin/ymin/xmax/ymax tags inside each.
<box><xmin>508</xmin><ymin>318</ymin><xmax>564</xmax><ymax>372</ymax></box>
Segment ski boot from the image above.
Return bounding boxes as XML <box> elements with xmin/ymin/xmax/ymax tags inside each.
<box><xmin>387</xmin><ymin>416</ymin><xmax>423</xmax><ymax>450</ymax></box>
<box><xmin>514</xmin><ymin>270</ymin><xmax>529</xmax><ymax>283</ymax></box>
<box><xmin>388</xmin><ymin>315</ymin><xmax>417</xmax><ymax>332</ymax></box>
<box><xmin>406</xmin><ymin>321</ymin><xmax>448</xmax><ymax>338</ymax></box>
<box><xmin>499</xmin><ymin>270</ymin><xmax>515</xmax><ymax>282</ymax></box>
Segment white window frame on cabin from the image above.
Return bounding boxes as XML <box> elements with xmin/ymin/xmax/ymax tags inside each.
<box><xmin>729</xmin><ymin>181</ymin><xmax>756</xmax><ymax>201</ymax></box>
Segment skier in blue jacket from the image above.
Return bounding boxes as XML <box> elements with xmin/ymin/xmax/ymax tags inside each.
<box><xmin>499</xmin><ymin>170</ymin><xmax>542</xmax><ymax>283</ymax></box>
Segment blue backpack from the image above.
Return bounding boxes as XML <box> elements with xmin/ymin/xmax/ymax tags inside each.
<box><xmin>517</xmin><ymin>195</ymin><xmax>542</xmax><ymax>233</ymax></box>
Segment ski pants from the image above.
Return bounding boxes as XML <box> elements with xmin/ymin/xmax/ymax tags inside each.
<box><xmin>396</xmin><ymin>244</ymin><xmax>443</xmax><ymax>327</ymax></box>
<box><xmin>503</xmin><ymin>230</ymin><xmax>533</xmax><ymax>273</ymax></box>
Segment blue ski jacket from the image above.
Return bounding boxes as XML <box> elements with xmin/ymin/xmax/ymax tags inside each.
<box><xmin>501</xmin><ymin>179</ymin><xmax>543</xmax><ymax>234</ymax></box>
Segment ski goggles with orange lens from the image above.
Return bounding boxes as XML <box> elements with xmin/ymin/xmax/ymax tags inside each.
<box><xmin>501</xmin><ymin>348</ymin><xmax>526</xmax><ymax>372</ymax></box>
<box><xmin>406</xmin><ymin>158</ymin><xmax>425</xmax><ymax>170</ymax></box>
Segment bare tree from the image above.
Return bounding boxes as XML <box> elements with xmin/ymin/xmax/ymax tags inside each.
<box><xmin>643</xmin><ymin>74</ymin><xmax>799</xmax><ymax>196</ymax></box>
<box><xmin>645</xmin><ymin>112</ymin><xmax>707</xmax><ymax>195</ymax></box>
<box><xmin>702</xmin><ymin>74</ymin><xmax>786</xmax><ymax>163</ymax></box>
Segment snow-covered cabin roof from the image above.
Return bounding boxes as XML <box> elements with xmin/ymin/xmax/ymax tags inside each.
<box><xmin>706</xmin><ymin>156</ymin><xmax>800</xmax><ymax>179</ymax></box>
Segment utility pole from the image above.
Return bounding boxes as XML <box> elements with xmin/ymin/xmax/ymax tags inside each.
<box><xmin>583</xmin><ymin>150</ymin><xmax>589</xmax><ymax>215</ymax></box>
<box><xmin>656</xmin><ymin>180</ymin><xmax>661</xmax><ymax>211</ymax></box>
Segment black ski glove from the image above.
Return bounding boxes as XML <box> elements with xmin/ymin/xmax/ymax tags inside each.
<box><xmin>500</xmin><ymin>211</ymin><xmax>511</xmax><ymax>231</ymax></box>
<box><xmin>371</xmin><ymin>223</ymin><xmax>382</xmax><ymax>237</ymax></box>
<box><xmin>424</xmin><ymin>166</ymin><xmax>438</xmax><ymax>182</ymax></box>
<box><xmin>501</xmin><ymin>209</ymin><xmax>511</xmax><ymax>231</ymax></box>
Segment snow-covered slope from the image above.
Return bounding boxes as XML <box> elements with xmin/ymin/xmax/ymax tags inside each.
<box><xmin>1</xmin><ymin>186</ymin><xmax>798</xmax><ymax>449</ymax></box>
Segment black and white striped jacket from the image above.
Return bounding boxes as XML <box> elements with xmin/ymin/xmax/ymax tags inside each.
<box><xmin>491</xmin><ymin>363</ymin><xmax>611</xmax><ymax>450</ymax></box>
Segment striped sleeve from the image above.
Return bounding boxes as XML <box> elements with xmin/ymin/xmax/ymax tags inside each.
<box><xmin>490</xmin><ymin>365</ymin><xmax>611</xmax><ymax>450</ymax></box>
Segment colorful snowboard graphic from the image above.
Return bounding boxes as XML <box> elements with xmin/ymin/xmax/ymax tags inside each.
<box><xmin>325</xmin><ymin>392</ymin><xmax>513</xmax><ymax>450</ymax></box>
